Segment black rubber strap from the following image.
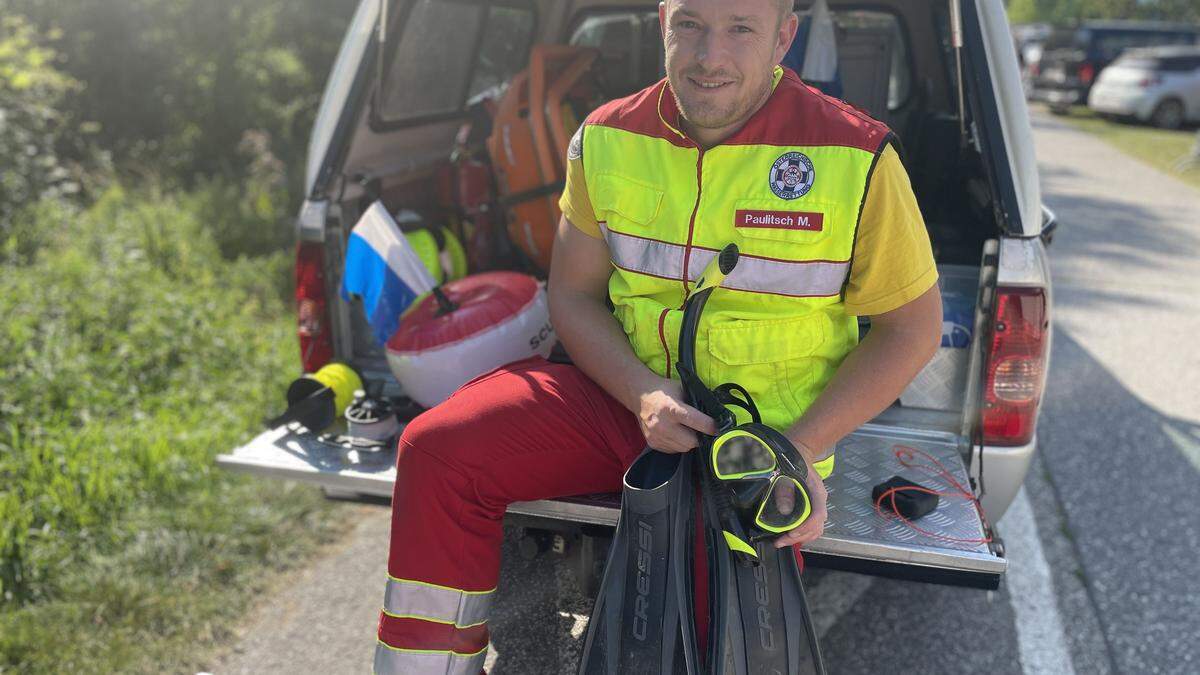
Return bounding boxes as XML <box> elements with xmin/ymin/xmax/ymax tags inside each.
<box><xmin>713</xmin><ymin>383</ymin><xmax>761</xmax><ymax>425</ymax></box>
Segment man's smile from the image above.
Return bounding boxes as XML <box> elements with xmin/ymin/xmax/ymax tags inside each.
<box><xmin>687</xmin><ymin>75</ymin><xmax>736</xmax><ymax>91</ymax></box>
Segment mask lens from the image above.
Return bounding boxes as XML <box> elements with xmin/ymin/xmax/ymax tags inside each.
<box><xmin>713</xmin><ymin>432</ymin><xmax>775</xmax><ymax>478</ymax></box>
<box><xmin>758</xmin><ymin>476</ymin><xmax>810</xmax><ymax>531</ymax></box>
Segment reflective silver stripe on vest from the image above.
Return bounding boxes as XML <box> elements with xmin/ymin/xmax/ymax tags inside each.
<box><xmin>374</xmin><ymin>641</ymin><xmax>487</xmax><ymax>675</ymax></box>
<box><xmin>600</xmin><ymin>224</ymin><xmax>849</xmax><ymax>297</ymax></box>
<box><xmin>383</xmin><ymin>576</ymin><xmax>493</xmax><ymax>628</ymax></box>
<box><xmin>687</xmin><ymin>248</ymin><xmax>849</xmax><ymax>298</ymax></box>
<box><xmin>599</xmin><ymin>222</ymin><xmax>685</xmax><ymax>280</ymax></box>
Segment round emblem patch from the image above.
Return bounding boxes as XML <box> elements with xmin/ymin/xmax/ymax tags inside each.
<box><xmin>769</xmin><ymin>152</ymin><xmax>815</xmax><ymax>200</ymax></box>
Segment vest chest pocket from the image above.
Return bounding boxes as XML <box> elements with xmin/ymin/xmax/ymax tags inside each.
<box><xmin>705</xmin><ymin>313</ymin><xmax>832</xmax><ymax>427</ymax></box>
<box><xmin>592</xmin><ymin>173</ymin><xmax>664</xmax><ymax>230</ymax></box>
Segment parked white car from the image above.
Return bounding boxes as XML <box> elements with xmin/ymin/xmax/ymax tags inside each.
<box><xmin>1089</xmin><ymin>46</ymin><xmax>1200</xmax><ymax>129</ymax></box>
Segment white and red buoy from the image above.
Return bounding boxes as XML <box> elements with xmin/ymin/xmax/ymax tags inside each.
<box><xmin>385</xmin><ymin>272</ymin><xmax>555</xmax><ymax>409</ymax></box>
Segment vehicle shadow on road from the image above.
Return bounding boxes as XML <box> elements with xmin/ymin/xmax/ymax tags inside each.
<box><xmin>487</xmin><ymin>528</ymin><xmax>595</xmax><ymax>674</ymax></box>
<box><xmin>1039</xmin><ymin>165</ymin><xmax>1198</xmax><ymax>267</ymax></box>
<box><xmin>1036</xmin><ymin>327</ymin><xmax>1200</xmax><ymax>674</ymax></box>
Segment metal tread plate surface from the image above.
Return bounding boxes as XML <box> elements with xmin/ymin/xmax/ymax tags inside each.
<box><xmin>218</xmin><ymin>426</ymin><xmax>1002</xmax><ymax>576</ymax></box>
<box><xmin>816</xmin><ymin>432</ymin><xmax>1003</xmax><ymax>575</ymax></box>
<box><xmin>216</xmin><ymin>424</ymin><xmax>399</xmax><ymax>498</ymax></box>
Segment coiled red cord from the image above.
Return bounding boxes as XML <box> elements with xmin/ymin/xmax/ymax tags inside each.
<box><xmin>872</xmin><ymin>444</ymin><xmax>992</xmax><ymax>545</ymax></box>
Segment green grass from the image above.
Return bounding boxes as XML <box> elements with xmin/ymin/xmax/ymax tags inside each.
<box><xmin>1049</xmin><ymin>104</ymin><xmax>1200</xmax><ymax>190</ymax></box>
<box><xmin>0</xmin><ymin>188</ymin><xmax>350</xmax><ymax>672</ymax></box>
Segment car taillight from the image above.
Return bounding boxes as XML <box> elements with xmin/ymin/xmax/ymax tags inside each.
<box><xmin>1138</xmin><ymin>75</ymin><xmax>1161</xmax><ymax>88</ymax></box>
<box><xmin>982</xmin><ymin>288</ymin><xmax>1048</xmax><ymax>446</ymax></box>
<box><xmin>295</xmin><ymin>241</ymin><xmax>334</xmax><ymax>373</ymax></box>
<box><xmin>1079</xmin><ymin>62</ymin><xmax>1096</xmax><ymax>85</ymax></box>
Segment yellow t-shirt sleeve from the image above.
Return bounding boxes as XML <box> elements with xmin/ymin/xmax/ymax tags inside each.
<box><xmin>843</xmin><ymin>145</ymin><xmax>938</xmax><ymax>316</ymax></box>
<box><xmin>558</xmin><ymin>150</ymin><xmax>602</xmax><ymax>239</ymax></box>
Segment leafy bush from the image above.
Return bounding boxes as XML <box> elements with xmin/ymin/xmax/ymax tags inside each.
<box><xmin>0</xmin><ymin>16</ymin><xmax>85</xmax><ymax>235</ymax></box>
<box><xmin>0</xmin><ymin>188</ymin><xmax>344</xmax><ymax>671</ymax></box>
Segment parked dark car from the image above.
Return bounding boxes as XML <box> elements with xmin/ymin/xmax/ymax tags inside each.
<box><xmin>1030</xmin><ymin>20</ymin><xmax>1200</xmax><ymax>112</ymax></box>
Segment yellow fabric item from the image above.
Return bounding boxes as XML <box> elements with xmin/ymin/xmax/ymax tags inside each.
<box><xmin>842</xmin><ymin>145</ymin><xmax>938</xmax><ymax>316</ymax></box>
<box><xmin>560</xmin><ymin>144</ymin><xmax>936</xmax><ymax>318</ymax></box>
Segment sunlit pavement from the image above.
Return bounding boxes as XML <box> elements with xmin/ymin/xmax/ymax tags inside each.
<box><xmin>212</xmin><ymin>109</ymin><xmax>1200</xmax><ymax>675</ymax></box>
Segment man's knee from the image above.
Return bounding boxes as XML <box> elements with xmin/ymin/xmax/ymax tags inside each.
<box><xmin>396</xmin><ymin>401</ymin><xmax>485</xmax><ymax>476</ymax></box>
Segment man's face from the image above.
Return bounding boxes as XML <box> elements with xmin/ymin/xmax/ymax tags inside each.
<box><xmin>659</xmin><ymin>0</ymin><xmax>797</xmax><ymax>140</ymax></box>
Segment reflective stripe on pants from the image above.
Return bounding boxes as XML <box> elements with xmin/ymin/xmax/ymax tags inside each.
<box><xmin>374</xmin><ymin>641</ymin><xmax>486</xmax><ymax>675</ymax></box>
<box><xmin>383</xmin><ymin>576</ymin><xmax>493</xmax><ymax>628</ymax></box>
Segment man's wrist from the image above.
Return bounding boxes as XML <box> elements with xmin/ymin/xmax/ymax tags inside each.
<box><xmin>784</xmin><ymin>426</ymin><xmax>828</xmax><ymax>465</ymax></box>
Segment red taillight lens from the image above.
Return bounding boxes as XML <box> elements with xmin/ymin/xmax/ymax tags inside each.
<box><xmin>982</xmin><ymin>288</ymin><xmax>1048</xmax><ymax>446</ymax></box>
<box><xmin>1079</xmin><ymin>62</ymin><xmax>1096</xmax><ymax>85</ymax></box>
<box><xmin>295</xmin><ymin>241</ymin><xmax>333</xmax><ymax>373</ymax></box>
<box><xmin>1137</xmin><ymin>75</ymin><xmax>1161</xmax><ymax>88</ymax></box>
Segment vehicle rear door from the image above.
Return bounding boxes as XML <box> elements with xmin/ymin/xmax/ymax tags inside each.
<box><xmin>305</xmin><ymin>0</ymin><xmax>380</xmax><ymax>202</ymax></box>
<box><xmin>962</xmin><ymin>0</ymin><xmax>1043</xmax><ymax>237</ymax></box>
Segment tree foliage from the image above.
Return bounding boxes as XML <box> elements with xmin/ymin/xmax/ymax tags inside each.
<box><xmin>2</xmin><ymin>0</ymin><xmax>356</xmax><ymax>201</ymax></box>
<box><xmin>0</xmin><ymin>16</ymin><xmax>86</xmax><ymax>237</ymax></box>
<box><xmin>1008</xmin><ymin>0</ymin><xmax>1200</xmax><ymax>25</ymax></box>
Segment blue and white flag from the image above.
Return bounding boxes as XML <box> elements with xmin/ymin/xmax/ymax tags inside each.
<box><xmin>341</xmin><ymin>201</ymin><xmax>437</xmax><ymax>345</ymax></box>
<box><xmin>783</xmin><ymin>0</ymin><xmax>842</xmax><ymax>98</ymax></box>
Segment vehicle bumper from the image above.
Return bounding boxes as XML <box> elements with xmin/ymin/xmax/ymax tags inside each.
<box><xmin>970</xmin><ymin>435</ymin><xmax>1037</xmax><ymax>526</ymax></box>
<box><xmin>1088</xmin><ymin>89</ymin><xmax>1152</xmax><ymax>118</ymax></box>
<box><xmin>1035</xmin><ymin>87</ymin><xmax>1083</xmax><ymax>106</ymax></box>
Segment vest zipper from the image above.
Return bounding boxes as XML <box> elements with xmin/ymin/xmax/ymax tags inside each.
<box><xmin>681</xmin><ymin>148</ymin><xmax>705</xmax><ymax>296</ymax></box>
<box><xmin>664</xmin><ymin>147</ymin><xmax>704</xmax><ymax>380</ymax></box>
<box><xmin>657</xmin><ymin>308</ymin><xmax>673</xmax><ymax>379</ymax></box>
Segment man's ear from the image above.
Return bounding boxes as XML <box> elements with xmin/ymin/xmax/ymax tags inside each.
<box><xmin>774</xmin><ymin>12</ymin><xmax>799</xmax><ymax>64</ymax></box>
<box><xmin>659</xmin><ymin>2</ymin><xmax>668</xmax><ymax>40</ymax></box>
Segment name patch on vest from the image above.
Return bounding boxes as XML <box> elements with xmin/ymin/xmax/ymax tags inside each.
<box><xmin>735</xmin><ymin>209</ymin><xmax>824</xmax><ymax>232</ymax></box>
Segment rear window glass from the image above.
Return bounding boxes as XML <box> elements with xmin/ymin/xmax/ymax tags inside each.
<box><xmin>1093</xmin><ymin>29</ymin><xmax>1198</xmax><ymax>61</ymax></box>
<box><xmin>569</xmin><ymin>11</ymin><xmax>664</xmax><ymax>99</ymax></box>
<box><xmin>377</xmin><ymin>0</ymin><xmax>535</xmax><ymax>123</ymax></box>
<box><xmin>467</xmin><ymin>7</ymin><xmax>538</xmax><ymax>101</ymax></box>
<box><xmin>1159</xmin><ymin>55</ymin><xmax>1200</xmax><ymax>72</ymax></box>
<box><xmin>1044</xmin><ymin>28</ymin><xmax>1084</xmax><ymax>51</ymax></box>
<box><xmin>569</xmin><ymin>8</ymin><xmax>913</xmax><ymax>115</ymax></box>
<box><xmin>833</xmin><ymin>10</ymin><xmax>912</xmax><ymax>111</ymax></box>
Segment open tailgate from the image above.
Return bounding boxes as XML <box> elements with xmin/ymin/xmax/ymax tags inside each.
<box><xmin>218</xmin><ymin>425</ymin><xmax>1004</xmax><ymax>588</ymax></box>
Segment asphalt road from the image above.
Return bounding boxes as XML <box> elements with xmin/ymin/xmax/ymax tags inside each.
<box><xmin>210</xmin><ymin>110</ymin><xmax>1200</xmax><ymax>675</ymax></box>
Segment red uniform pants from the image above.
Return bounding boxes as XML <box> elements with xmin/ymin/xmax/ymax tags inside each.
<box><xmin>375</xmin><ymin>356</ymin><xmax>645</xmax><ymax>674</ymax></box>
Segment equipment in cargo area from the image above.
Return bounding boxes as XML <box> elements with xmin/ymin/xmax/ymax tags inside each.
<box><xmin>266</xmin><ymin>363</ymin><xmax>364</xmax><ymax>432</ymax></box>
<box><xmin>900</xmin><ymin>265</ymin><xmax>979</xmax><ymax>410</ymax></box>
<box><xmin>385</xmin><ymin>271</ymin><xmax>556</xmax><ymax>409</ymax></box>
<box><xmin>487</xmin><ymin>45</ymin><xmax>602</xmax><ymax>275</ymax></box>
<box><xmin>395</xmin><ymin>209</ymin><xmax>469</xmax><ymax>284</ymax></box>
<box><xmin>341</xmin><ymin>202</ymin><xmax>438</xmax><ymax>345</ymax></box>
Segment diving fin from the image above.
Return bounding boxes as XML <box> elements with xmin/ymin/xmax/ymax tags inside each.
<box><xmin>703</xmin><ymin>492</ymin><xmax>826</xmax><ymax>675</ymax></box>
<box><xmin>578</xmin><ymin>449</ymin><xmax>699</xmax><ymax>675</ymax></box>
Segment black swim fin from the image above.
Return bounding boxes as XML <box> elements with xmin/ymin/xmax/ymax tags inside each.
<box><xmin>578</xmin><ymin>449</ymin><xmax>699</xmax><ymax>675</ymax></box>
<box><xmin>703</xmin><ymin>486</ymin><xmax>826</xmax><ymax>675</ymax></box>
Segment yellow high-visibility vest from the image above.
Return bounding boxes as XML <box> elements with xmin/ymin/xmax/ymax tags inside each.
<box><xmin>580</xmin><ymin>67</ymin><xmax>893</xmax><ymax>478</ymax></box>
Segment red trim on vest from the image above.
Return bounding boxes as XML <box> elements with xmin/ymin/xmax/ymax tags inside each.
<box><xmin>725</xmin><ymin>69</ymin><xmax>889</xmax><ymax>150</ymax></box>
<box><xmin>584</xmin><ymin>80</ymin><xmax>693</xmax><ymax>148</ymax></box>
<box><xmin>584</xmin><ymin>68</ymin><xmax>890</xmax><ymax>152</ymax></box>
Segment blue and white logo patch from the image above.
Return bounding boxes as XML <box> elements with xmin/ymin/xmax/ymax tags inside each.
<box><xmin>769</xmin><ymin>152</ymin><xmax>815</xmax><ymax>200</ymax></box>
